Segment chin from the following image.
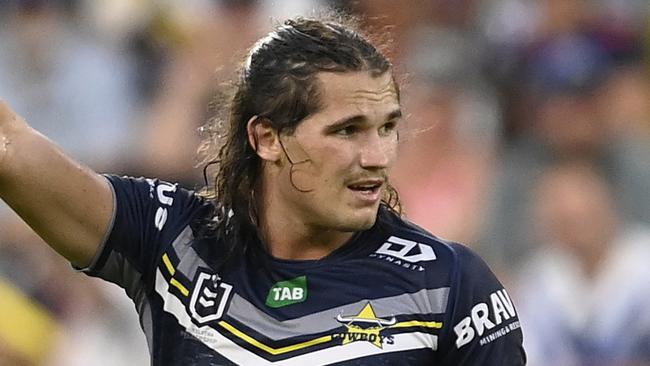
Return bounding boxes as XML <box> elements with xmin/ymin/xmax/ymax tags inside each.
<box><xmin>341</xmin><ymin>210</ymin><xmax>378</xmax><ymax>232</ymax></box>
<box><xmin>356</xmin><ymin>219</ymin><xmax>376</xmax><ymax>231</ymax></box>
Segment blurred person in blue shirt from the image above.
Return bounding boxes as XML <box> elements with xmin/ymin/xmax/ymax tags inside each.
<box><xmin>479</xmin><ymin>33</ymin><xmax>650</xmax><ymax>276</ymax></box>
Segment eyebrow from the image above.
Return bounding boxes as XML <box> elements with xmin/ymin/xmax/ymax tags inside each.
<box><xmin>326</xmin><ymin>109</ymin><xmax>402</xmax><ymax>130</ymax></box>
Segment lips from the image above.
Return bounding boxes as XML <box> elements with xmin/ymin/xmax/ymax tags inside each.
<box><xmin>346</xmin><ymin>179</ymin><xmax>384</xmax><ymax>203</ymax></box>
<box><xmin>348</xmin><ymin>181</ymin><xmax>382</xmax><ymax>192</ymax></box>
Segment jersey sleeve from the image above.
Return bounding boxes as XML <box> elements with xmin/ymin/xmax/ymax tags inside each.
<box><xmin>79</xmin><ymin>175</ymin><xmax>210</xmax><ymax>295</ymax></box>
<box><xmin>438</xmin><ymin>243</ymin><xmax>526</xmax><ymax>365</ymax></box>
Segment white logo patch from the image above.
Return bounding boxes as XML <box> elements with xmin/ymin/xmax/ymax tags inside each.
<box><xmin>375</xmin><ymin>236</ymin><xmax>436</xmax><ymax>263</ymax></box>
<box><xmin>376</xmin><ymin>236</ymin><xmax>437</xmax><ymax>262</ymax></box>
<box><xmin>189</xmin><ymin>272</ymin><xmax>233</xmax><ymax>325</ymax></box>
<box><xmin>369</xmin><ymin>236</ymin><xmax>436</xmax><ymax>271</ymax></box>
<box><xmin>454</xmin><ymin>289</ymin><xmax>518</xmax><ymax>348</ymax></box>
<box><xmin>153</xmin><ymin>182</ymin><xmax>176</xmax><ymax>231</ymax></box>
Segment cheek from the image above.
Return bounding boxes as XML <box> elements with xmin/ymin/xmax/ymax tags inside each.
<box><xmin>284</xmin><ymin>147</ymin><xmax>349</xmax><ymax>194</ymax></box>
<box><xmin>386</xmin><ymin>139</ymin><xmax>399</xmax><ymax>165</ymax></box>
<box><xmin>313</xmin><ymin>144</ymin><xmax>356</xmax><ymax>175</ymax></box>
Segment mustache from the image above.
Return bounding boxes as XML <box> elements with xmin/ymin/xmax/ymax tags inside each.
<box><xmin>344</xmin><ymin>171</ymin><xmax>389</xmax><ymax>185</ymax></box>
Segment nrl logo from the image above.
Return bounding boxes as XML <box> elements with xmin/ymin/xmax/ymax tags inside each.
<box><xmin>189</xmin><ymin>270</ymin><xmax>233</xmax><ymax>325</ymax></box>
<box><xmin>333</xmin><ymin>303</ymin><xmax>396</xmax><ymax>348</ymax></box>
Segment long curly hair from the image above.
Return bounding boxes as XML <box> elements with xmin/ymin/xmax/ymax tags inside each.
<box><xmin>197</xmin><ymin>16</ymin><xmax>401</xmax><ymax>253</ymax></box>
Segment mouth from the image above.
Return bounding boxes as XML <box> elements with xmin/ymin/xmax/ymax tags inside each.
<box><xmin>346</xmin><ymin>179</ymin><xmax>384</xmax><ymax>203</ymax></box>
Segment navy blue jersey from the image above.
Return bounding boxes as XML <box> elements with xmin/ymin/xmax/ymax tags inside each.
<box><xmin>82</xmin><ymin>175</ymin><xmax>526</xmax><ymax>365</ymax></box>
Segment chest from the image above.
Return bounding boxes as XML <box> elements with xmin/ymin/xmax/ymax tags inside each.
<box><xmin>150</xmin><ymin>246</ymin><xmax>446</xmax><ymax>365</ymax></box>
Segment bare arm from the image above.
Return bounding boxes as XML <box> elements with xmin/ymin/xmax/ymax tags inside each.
<box><xmin>0</xmin><ymin>100</ymin><xmax>114</xmax><ymax>267</ymax></box>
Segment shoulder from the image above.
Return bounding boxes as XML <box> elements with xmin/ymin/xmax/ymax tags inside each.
<box><xmin>376</xmin><ymin>209</ymin><xmax>525</xmax><ymax>363</ymax></box>
<box><xmin>376</xmin><ymin>206</ymin><xmax>489</xmax><ymax>276</ymax></box>
<box><xmin>103</xmin><ymin>174</ymin><xmax>215</xmax><ymax>230</ymax></box>
<box><xmin>103</xmin><ymin>174</ymin><xmax>207</xmax><ymax>204</ymax></box>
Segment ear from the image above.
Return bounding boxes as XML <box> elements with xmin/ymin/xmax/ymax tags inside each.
<box><xmin>247</xmin><ymin>116</ymin><xmax>282</xmax><ymax>162</ymax></box>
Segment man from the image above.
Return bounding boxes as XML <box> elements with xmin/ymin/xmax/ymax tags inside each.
<box><xmin>518</xmin><ymin>160</ymin><xmax>650</xmax><ymax>365</ymax></box>
<box><xmin>0</xmin><ymin>17</ymin><xmax>525</xmax><ymax>365</ymax></box>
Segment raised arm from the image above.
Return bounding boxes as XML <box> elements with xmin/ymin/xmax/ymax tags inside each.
<box><xmin>0</xmin><ymin>100</ymin><xmax>114</xmax><ymax>267</ymax></box>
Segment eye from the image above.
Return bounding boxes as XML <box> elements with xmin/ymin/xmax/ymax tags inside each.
<box><xmin>334</xmin><ymin>125</ymin><xmax>359</xmax><ymax>136</ymax></box>
<box><xmin>379</xmin><ymin>121</ymin><xmax>398</xmax><ymax>136</ymax></box>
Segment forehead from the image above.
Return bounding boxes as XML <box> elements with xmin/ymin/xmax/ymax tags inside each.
<box><xmin>314</xmin><ymin>71</ymin><xmax>399</xmax><ymax>117</ymax></box>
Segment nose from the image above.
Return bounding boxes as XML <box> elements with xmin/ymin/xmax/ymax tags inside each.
<box><xmin>359</xmin><ymin>132</ymin><xmax>396</xmax><ymax>170</ymax></box>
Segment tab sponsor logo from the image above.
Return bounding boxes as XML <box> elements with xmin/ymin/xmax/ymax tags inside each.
<box><xmin>454</xmin><ymin>289</ymin><xmax>519</xmax><ymax>348</ymax></box>
<box><xmin>265</xmin><ymin>276</ymin><xmax>307</xmax><ymax>308</ymax></box>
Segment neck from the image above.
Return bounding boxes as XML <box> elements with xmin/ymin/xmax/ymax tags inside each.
<box><xmin>261</xmin><ymin>220</ymin><xmax>354</xmax><ymax>260</ymax></box>
<box><xmin>256</xmin><ymin>180</ymin><xmax>354</xmax><ymax>261</ymax></box>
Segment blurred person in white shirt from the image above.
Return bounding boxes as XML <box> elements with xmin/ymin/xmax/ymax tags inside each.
<box><xmin>517</xmin><ymin>159</ymin><xmax>650</xmax><ymax>366</ymax></box>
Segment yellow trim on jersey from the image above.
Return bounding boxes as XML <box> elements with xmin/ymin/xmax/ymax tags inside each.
<box><xmin>170</xmin><ymin>278</ymin><xmax>190</xmax><ymax>296</ymax></box>
<box><xmin>391</xmin><ymin>320</ymin><xmax>443</xmax><ymax>329</ymax></box>
<box><xmin>162</xmin><ymin>253</ymin><xmax>189</xmax><ymax>296</ymax></box>
<box><xmin>218</xmin><ymin>321</ymin><xmax>333</xmax><ymax>355</ymax></box>
<box><xmin>162</xmin><ymin>253</ymin><xmax>176</xmax><ymax>275</ymax></box>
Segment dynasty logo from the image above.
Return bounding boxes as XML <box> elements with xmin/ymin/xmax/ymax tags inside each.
<box><xmin>333</xmin><ymin>303</ymin><xmax>396</xmax><ymax>348</ymax></box>
<box><xmin>369</xmin><ymin>236</ymin><xmax>437</xmax><ymax>271</ymax></box>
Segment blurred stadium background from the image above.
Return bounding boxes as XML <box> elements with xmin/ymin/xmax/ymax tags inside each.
<box><xmin>0</xmin><ymin>0</ymin><xmax>649</xmax><ymax>365</ymax></box>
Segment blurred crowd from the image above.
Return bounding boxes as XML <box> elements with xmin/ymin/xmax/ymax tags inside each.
<box><xmin>0</xmin><ymin>0</ymin><xmax>648</xmax><ymax>365</ymax></box>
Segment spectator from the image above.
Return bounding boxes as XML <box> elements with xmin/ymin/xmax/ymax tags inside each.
<box><xmin>517</xmin><ymin>159</ymin><xmax>650</xmax><ymax>365</ymax></box>
<box><xmin>478</xmin><ymin>33</ymin><xmax>650</xmax><ymax>275</ymax></box>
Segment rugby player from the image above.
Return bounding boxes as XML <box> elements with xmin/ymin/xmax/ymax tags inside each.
<box><xmin>0</xmin><ymin>17</ymin><xmax>526</xmax><ymax>365</ymax></box>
